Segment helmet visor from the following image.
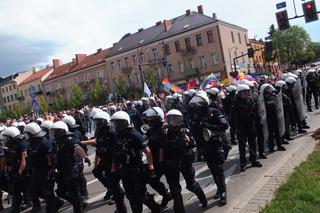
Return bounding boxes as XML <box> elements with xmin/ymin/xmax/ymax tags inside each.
<box><xmin>167</xmin><ymin>115</ymin><xmax>183</xmax><ymax>127</ymax></box>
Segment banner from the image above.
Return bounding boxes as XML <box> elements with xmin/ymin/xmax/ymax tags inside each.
<box><xmin>200</xmin><ymin>73</ymin><xmax>221</xmax><ymax>90</ymax></box>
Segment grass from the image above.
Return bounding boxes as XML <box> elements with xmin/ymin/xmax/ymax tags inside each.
<box><xmin>260</xmin><ymin>143</ymin><xmax>320</xmax><ymax>213</ymax></box>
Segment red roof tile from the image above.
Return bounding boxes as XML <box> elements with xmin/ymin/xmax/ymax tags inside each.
<box><xmin>44</xmin><ymin>48</ymin><xmax>110</xmax><ymax>82</ymax></box>
<box><xmin>19</xmin><ymin>66</ymin><xmax>53</xmax><ymax>86</ymax></box>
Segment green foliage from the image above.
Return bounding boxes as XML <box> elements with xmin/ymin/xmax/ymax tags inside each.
<box><xmin>89</xmin><ymin>80</ymin><xmax>106</xmax><ymax>105</ymax></box>
<box><xmin>115</xmin><ymin>76</ymin><xmax>128</xmax><ymax>98</ymax></box>
<box><xmin>144</xmin><ymin>66</ymin><xmax>158</xmax><ymax>92</ymax></box>
<box><xmin>69</xmin><ymin>85</ymin><xmax>83</xmax><ymax>109</ymax></box>
<box><xmin>54</xmin><ymin>91</ymin><xmax>67</xmax><ymax>111</ymax></box>
<box><xmin>272</xmin><ymin>25</ymin><xmax>314</xmax><ymax>65</ymax></box>
<box><xmin>261</xmin><ymin>144</ymin><xmax>320</xmax><ymax>212</ymax></box>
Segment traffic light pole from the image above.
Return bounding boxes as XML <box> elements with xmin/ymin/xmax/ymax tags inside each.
<box><xmin>233</xmin><ymin>47</ymin><xmax>265</xmax><ymax>73</ymax></box>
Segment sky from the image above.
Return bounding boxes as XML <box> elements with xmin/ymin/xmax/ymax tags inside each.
<box><xmin>0</xmin><ymin>0</ymin><xmax>319</xmax><ymax>77</ymax></box>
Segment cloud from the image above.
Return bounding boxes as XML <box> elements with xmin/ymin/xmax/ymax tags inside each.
<box><xmin>0</xmin><ymin>34</ymin><xmax>59</xmax><ymax>76</ymax></box>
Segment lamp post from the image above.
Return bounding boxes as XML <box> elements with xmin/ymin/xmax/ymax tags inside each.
<box><xmin>228</xmin><ymin>46</ymin><xmax>237</xmax><ymax>72</ymax></box>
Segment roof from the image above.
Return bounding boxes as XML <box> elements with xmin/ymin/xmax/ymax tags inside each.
<box><xmin>19</xmin><ymin>66</ymin><xmax>53</xmax><ymax>86</ymax></box>
<box><xmin>108</xmin><ymin>11</ymin><xmax>247</xmax><ymax>58</ymax></box>
<box><xmin>44</xmin><ymin>48</ymin><xmax>110</xmax><ymax>82</ymax></box>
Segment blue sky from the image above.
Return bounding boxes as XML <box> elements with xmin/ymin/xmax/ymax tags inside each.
<box><xmin>0</xmin><ymin>0</ymin><xmax>319</xmax><ymax>76</ymax></box>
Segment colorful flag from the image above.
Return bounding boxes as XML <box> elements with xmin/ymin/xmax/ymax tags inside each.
<box><xmin>200</xmin><ymin>73</ymin><xmax>221</xmax><ymax>91</ymax></box>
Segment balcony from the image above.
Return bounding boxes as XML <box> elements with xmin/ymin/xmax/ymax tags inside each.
<box><xmin>121</xmin><ymin>66</ymin><xmax>132</xmax><ymax>73</ymax></box>
<box><xmin>184</xmin><ymin>68</ymin><xmax>199</xmax><ymax>77</ymax></box>
<box><xmin>180</xmin><ymin>47</ymin><xmax>196</xmax><ymax>56</ymax></box>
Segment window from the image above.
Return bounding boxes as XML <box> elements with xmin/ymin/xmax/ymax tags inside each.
<box><xmin>113</xmin><ymin>78</ymin><xmax>116</xmax><ymax>88</ymax></box>
<box><xmin>167</xmin><ymin>64</ymin><xmax>174</xmax><ymax>77</ymax></box>
<box><xmin>3</xmin><ymin>98</ymin><xmax>6</xmax><ymax>103</ymax></box>
<box><xmin>210</xmin><ymin>52</ymin><xmax>219</xmax><ymax>65</ymax></box>
<box><xmin>244</xmin><ymin>34</ymin><xmax>247</xmax><ymax>44</ymax></box>
<box><xmin>178</xmin><ymin>61</ymin><xmax>184</xmax><ymax>73</ymax></box>
<box><xmin>188</xmin><ymin>59</ymin><xmax>195</xmax><ymax>69</ymax></box>
<box><xmin>13</xmin><ymin>84</ymin><xmax>16</xmax><ymax>89</ymax></box>
<box><xmin>164</xmin><ymin>44</ymin><xmax>171</xmax><ymax>55</ymax></box>
<box><xmin>15</xmin><ymin>93</ymin><xmax>17</xmax><ymax>100</ymax></box>
<box><xmin>175</xmin><ymin>41</ymin><xmax>181</xmax><ymax>52</ymax></box>
<box><xmin>241</xmin><ymin>51</ymin><xmax>244</xmax><ymax>63</ymax></box>
<box><xmin>96</xmin><ymin>71</ymin><xmax>101</xmax><ymax>79</ymax></box>
<box><xmin>124</xmin><ymin>58</ymin><xmax>129</xmax><ymax>67</ymax></box>
<box><xmin>20</xmin><ymin>91</ymin><xmax>23</xmax><ymax>97</ymax></box>
<box><xmin>6</xmin><ymin>87</ymin><xmax>8</xmax><ymax>92</ymax></box>
<box><xmin>231</xmin><ymin>31</ymin><xmax>235</xmax><ymax>43</ymax></box>
<box><xmin>38</xmin><ymin>85</ymin><xmax>41</xmax><ymax>91</ymax></box>
<box><xmin>128</xmin><ymin>75</ymin><xmax>132</xmax><ymax>87</ymax></box>
<box><xmin>152</xmin><ymin>49</ymin><xmax>158</xmax><ymax>61</ymax></box>
<box><xmin>196</xmin><ymin>34</ymin><xmax>203</xmax><ymax>46</ymax></box>
<box><xmin>9</xmin><ymin>85</ymin><xmax>12</xmax><ymax>91</ymax></box>
<box><xmin>199</xmin><ymin>56</ymin><xmax>206</xmax><ymax>67</ymax></box>
<box><xmin>11</xmin><ymin>95</ymin><xmax>13</xmax><ymax>102</ymax></box>
<box><xmin>140</xmin><ymin>52</ymin><xmax>145</xmax><ymax>63</ymax></box>
<box><xmin>110</xmin><ymin>62</ymin><xmax>115</xmax><ymax>71</ymax></box>
<box><xmin>117</xmin><ymin>60</ymin><xmax>121</xmax><ymax>69</ymax></box>
<box><xmin>84</xmin><ymin>74</ymin><xmax>89</xmax><ymax>83</ymax></box>
<box><xmin>132</xmin><ymin>55</ymin><xmax>137</xmax><ymax>64</ymax></box>
<box><xmin>24</xmin><ymin>89</ymin><xmax>27</xmax><ymax>96</ymax></box>
<box><xmin>135</xmin><ymin>73</ymin><xmax>141</xmax><ymax>82</ymax></box>
<box><xmin>207</xmin><ymin>30</ymin><xmax>214</xmax><ymax>43</ymax></box>
<box><xmin>185</xmin><ymin>37</ymin><xmax>191</xmax><ymax>51</ymax></box>
<box><xmin>1</xmin><ymin>88</ymin><xmax>3</xmax><ymax>93</ymax></box>
<box><xmin>46</xmin><ymin>86</ymin><xmax>51</xmax><ymax>92</ymax></box>
<box><xmin>7</xmin><ymin>97</ymin><xmax>10</xmax><ymax>103</ymax></box>
<box><xmin>238</xmin><ymin>33</ymin><xmax>242</xmax><ymax>44</ymax></box>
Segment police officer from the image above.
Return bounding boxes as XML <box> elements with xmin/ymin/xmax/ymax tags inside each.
<box><xmin>223</xmin><ymin>86</ymin><xmax>237</xmax><ymax>145</ymax></box>
<box><xmin>160</xmin><ymin>109</ymin><xmax>207</xmax><ymax>213</ymax></box>
<box><xmin>110</xmin><ymin>111</ymin><xmax>159</xmax><ymax>213</ymax></box>
<box><xmin>232</xmin><ymin>84</ymin><xmax>262</xmax><ymax>171</ymax></box>
<box><xmin>190</xmin><ymin>92</ymin><xmax>228</xmax><ymax>206</ymax></box>
<box><xmin>142</xmin><ymin>107</ymin><xmax>172</xmax><ymax>208</ymax></box>
<box><xmin>52</xmin><ymin>121</ymin><xmax>87</xmax><ymax>213</ymax></box>
<box><xmin>3</xmin><ymin>127</ymin><xmax>28</xmax><ymax>213</ymax></box>
<box><xmin>306</xmin><ymin>69</ymin><xmax>319</xmax><ymax>111</ymax></box>
<box><xmin>260</xmin><ymin>84</ymin><xmax>286</xmax><ymax>152</ymax></box>
<box><xmin>126</xmin><ymin>101</ymin><xmax>144</xmax><ymax>133</ymax></box>
<box><xmin>207</xmin><ymin>87</ymin><xmax>223</xmax><ymax>111</ymax></box>
<box><xmin>23</xmin><ymin>123</ymin><xmax>64</xmax><ymax>212</ymax></box>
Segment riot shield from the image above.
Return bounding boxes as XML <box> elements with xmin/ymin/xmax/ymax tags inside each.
<box><xmin>257</xmin><ymin>93</ymin><xmax>269</xmax><ymax>143</ymax></box>
<box><xmin>275</xmin><ymin>91</ymin><xmax>285</xmax><ymax>137</ymax></box>
<box><xmin>293</xmin><ymin>78</ymin><xmax>305</xmax><ymax>121</ymax></box>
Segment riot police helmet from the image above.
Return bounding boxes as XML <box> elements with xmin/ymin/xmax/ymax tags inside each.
<box><xmin>24</xmin><ymin>122</ymin><xmax>46</xmax><ymax>138</ymax></box>
<box><xmin>207</xmin><ymin>87</ymin><xmax>219</xmax><ymax>96</ymax></box>
<box><xmin>17</xmin><ymin>121</ymin><xmax>26</xmax><ymax>133</ymax></box>
<box><xmin>187</xmin><ymin>89</ymin><xmax>197</xmax><ymax>97</ymax></box>
<box><xmin>62</xmin><ymin>116</ymin><xmax>80</xmax><ymax>129</ymax></box>
<box><xmin>142</xmin><ymin>107</ymin><xmax>165</xmax><ymax>126</ymax></box>
<box><xmin>240</xmin><ymin>79</ymin><xmax>254</xmax><ymax>88</ymax></box>
<box><xmin>90</xmin><ymin>108</ymin><xmax>102</xmax><ymax>118</ymax></box>
<box><xmin>110</xmin><ymin>111</ymin><xmax>131</xmax><ymax>134</ymax></box>
<box><xmin>41</xmin><ymin>120</ymin><xmax>53</xmax><ymax>131</ymax></box>
<box><xmin>51</xmin><ymin>121</ymin><xmax>69</xmax><ymax>141</ymax></box>
<box><xmin>285</xmin><ymin>77</ymin><xmax>296</xmax><ymax>85</ymax></box>
<box><xmin>166</xmin><ymin>109</ymin><xmax>183</xmax><ymax>127</ymax></box>
<box><xmin>236</xmin><ymin>84</ymin><xmax>250</xmax><ymax>92</ymax></box>
<box><xmin>275</xmin><ymin>80</ymin><xmax>287</xmax><ymax>90</ymax></box>
<box><xmin>260</xmin><ymin>83</ymin><xmax>275</xmax><ymax>95</ymax></box>
<box><xmin>189</xmin><ymin>91</ymin><xmax>210</xmax><ymax>107</ymax></box>
<box><xmin>287</xmin><ymin>72</ymin><xmax>298</xmax><ymax>79</ymax></box>
<box><xmin>226</xmin><ymin>85</ymin><xmax>237</xmax><ymax>93</ymax></box>
<box><xmin>3</xmin><ymin>127</ymin><xmax>21</xmax><ymax>143</ymax></box>
<box><xmin>36</xmin><ymin>118</ymin><xmax>44</xmax><ymax>126</ymax></box>
<box><xmin>93</xmin><ymin>111</ymin><xmax>111</xmax><ymax>129</ymax></box>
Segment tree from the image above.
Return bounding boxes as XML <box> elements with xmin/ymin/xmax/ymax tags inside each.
<box><xmin>272</xmin><ymin>25</ymin><xmax>313</xmax><ymax>65</ymax></box>
<box><xmin>54</xmin><ymin>91</ymin><xmax>67</xmax><ymax>111</ymax></box>
<box><xmin>265</xmin><ymin>25</ymin><xmax>277</xmax><ymax>62</ymax></box>
<box><xmin>89</xmin><ymin>80</ymin><xmax>106</xmax><ymax>105</ymax></box>
<box><xmin>69</xmin><ymin>85</ymin><xmax>83</xmax><ymax>109</ymax></box>
<box><xmin>144</xmin><ymin>66</ymin><xmax>159</xmax><ymax>92</ymax></box>
<box><xmin>115</xmin><ymin>76</ymin><xmax>128</xmax><ymax>98</ymax></box>
<box><xmin>268</xmin><ymin>24</ymin><xmax>276</xmax><ymax>38</ymax></box>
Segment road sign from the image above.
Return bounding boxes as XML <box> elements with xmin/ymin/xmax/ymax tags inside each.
<box><xmin>276</xmin><ymin>1</ymin><xmax>287</xmax><ymax>10</ymax></box>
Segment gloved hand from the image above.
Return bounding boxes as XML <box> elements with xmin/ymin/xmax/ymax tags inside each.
<box><xmin>85</xmin><ymin>158</ymin><xmax>91</xmax><ymax>167</ymax></box>
<box><xmin>149</xmin><ymin>169</ymin><xmax>157</xmax><ymax>179</ymax></box>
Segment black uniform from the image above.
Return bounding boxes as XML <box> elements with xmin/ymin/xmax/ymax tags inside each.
<box><xmin>161</xmin><ymin>125</ymin><xmax>207</xmax><ymax>213</ymax></box>
<box><xmin>306</xmin><ymin>72</ymin><xmax>319</xmax><ymax>111</ymax></box>
<box><xmin>223</xmin><ymin>92</ymin><xmax>236</xmax><ymax>144</ymax></box>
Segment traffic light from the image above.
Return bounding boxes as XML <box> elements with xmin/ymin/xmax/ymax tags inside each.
<box><xmin>265</xmin><ymin>42</ymin><xmax>273</xmax><ymax>53</ymax></box>
<box><xmin>302</xmin><ymin>0</ymin><xmax>319</xmax><ymax>23</ymax></box>
<box><xmin>247</xmin><ymin>48</ymin><xmax>254</xmax><ymax>58</ymax></box>
<box><xmin>276</xmin><ymin>10</ymin><xmax>290</xmax><ymax>30</ymax></box>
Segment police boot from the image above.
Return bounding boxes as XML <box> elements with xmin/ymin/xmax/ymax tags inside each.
<box><xmin>172</xmin><ymin>193</ymin><xmax>185</xmax><ymax>213</ymax></box>
<box><xmin>187</xmin><ymin>183</ymin><xmax>207</xmax><ymax>208</ymax></box>
<box><xmin>219</xmin><ymin>192</ymin><xmax>227</xmax><ymax>206</ymax></box>
<box><xmin>143</xmin><ymin>193</ymin><xmax>161</xmax><ymax>213</ymax></box>
<box><xmin>160</xmin><ymin>190</ymin><xmax>172</xmax><ymax>208</ymax></box>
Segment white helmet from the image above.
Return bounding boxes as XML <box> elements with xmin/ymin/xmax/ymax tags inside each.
<box><xmin>260</xmin><ymin>83</ymin><xmax>275</xmax><ymax>94</ymax></box>
<box><xmin>143</xmin><ymin>107</ymin><xmax>165</xmax><ymax>122</ymax></box>
<box><xmin>11</xmin><ymin>122</ymin><xmax>18</xmax><ymax>127</ymax></box>
<box><xmin>3</xmin><ymin>127</ymin><xmax>21</xmax><ymax>141</ymax></box>
<box><xmin>226</xmin><ymin>85</ymin><xmax>237</xmax><ymax>93</ymax></box>
<box><xmin>141</xmin><ymin>97</ymin><xmax>149</xmax><ymax>102</ymax></box>
<box><xmin>41</xmin><ymin>120</ymin><xmax>54</xmax><ymax>130</ymax></box>
<box><xmin>24</xmin><ymin>122</ymin><xmax>46</xmax><ymax>138</ymax></box>
<box><xmin>236</xmin><ymin>84</ymin><xmax>250</xmax><ymax>92</ymax></box>
<box><xmin>51</xmin><ymin>121</ymin><xmax>69</xmax><ymax>132</ymax></box>
<box><xmin>0</xmin><ymin>126</ymin><xmax>5</xmax><ymax>133</ymax></box>
<box><xmin>295</xmin><ymin>69</ymin><xmax>303</xmax><ymax>75</ymax></box>
<box><xmin>240</xmin><ymin>79</ymin><xmax>254</xmax><ymax>88</ymax></box>
<box><xmin>207</xmin><ymin>87</ymin><xmax>219</xmax><ymax>96</ymax></box>
<box><xmin>62</xmin><ymin>116</ymin><xmax>79</xmax><ymax>128</ymax></box>
<box><xmin>17</xmin><ymin>122</ymin><xmax>26</xmax><ymax>127</ymax></box>
<box><xmin>189</xmin><ymin>91</ymin><xmax>210</xmax><ymax>105</ymax></box>
<box><xmin>307</xmin><ymin>69</ymin><xmax>316</xmax><ymax>75</ymax></box>
<box><xmin>36</xmin><ymin>118</ymin><xmax>44</xmax><ymax>124</ymax></box>
<box><xmin>287</xmin><ymin>72</ymin><xmax>298</xmax><ymax>79</ymax></box>
<box><xmin>285</xmin><ymin>77</ymin><xmax>296</xmax><ymax>84</ymax></box>
<box><xmin>110</xmin><ymin>111</ymin><xmax>130</xmax><ymax>124</ymax></box>
<box><xmin>137</xmin><ymin>101</ymin><xmax>143</xmax><ymax>106</ymax></box>
<box><xmin>166</xmin><ymin>109</ymin><xmax>183</xmax><ymax>127</ymax></box>
<box><xmin>93</xmin><ymin>111</ymin><xmax>111</xmax><ymax>122</ymax></box>
<box><xmin>275</xmin><ymin>80</ymin><xmax>286</xmax><ymax>88</ymax></box>
<box><xmin>90</xmin><ymin>108</ymin><xmax>102</xmax><ymax>118</ymax></box>
<box><xmin>172</xmin><ymin>93</ymin><xmax>182</xmax><ymax>99</ymax></box>
<box><xmin>281</xmin><ymin>73</ymin><xmax>289</xmax><ymax>80</ymax></box>
<box><xmin>187</xmin><ymin>89</ymin><xmax>197</xmax><ymax>97</ymax></box>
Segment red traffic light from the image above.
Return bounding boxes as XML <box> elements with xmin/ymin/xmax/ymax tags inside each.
<box><xmin>306</xmin><ymin>3</ymin><xmax>312</xmax><ymax>9</ymax></box>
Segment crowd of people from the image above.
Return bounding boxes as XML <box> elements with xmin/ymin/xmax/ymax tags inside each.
<box><xmin>0</xmin><ymin>67</ymin><xmax>319</xmax><ymax>213</ymax></box>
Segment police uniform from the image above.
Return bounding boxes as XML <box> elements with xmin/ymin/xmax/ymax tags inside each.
<box><xmin>161</xmin><ymin>125</ymin><xmax>207</xmax><ymax>213</ymax></box>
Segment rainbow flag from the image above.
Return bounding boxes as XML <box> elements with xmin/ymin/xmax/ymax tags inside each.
<box><xmin>159</xmin><ymin>77</ymin><xmax>181</xmax><ymax>93</ymax></box>
<box><xmin>200</xmin><ymin>73</ymin><xmax>221</xmax><ymax>91</ymax></box>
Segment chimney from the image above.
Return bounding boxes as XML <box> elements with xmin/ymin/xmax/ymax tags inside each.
<box><xmin>52</xmin><ymin>59</ymin><xmax>61</xmax><ymax>69</ymax></box>
<box><xmin>75</xmin><ymin>54</ymin><xmax>87</xmax><ymax>64</ymax></box>
<box><xmin>212</xmin><ymin>13</ymin><xmax>217</xmax><ymax>19</ymax></box>
<box><xmin>186</xmin><ymin>9</ymin><xmax>191</xmax><ymax>16</ymax></box>
<box><xmin>197</xmin><ymin>5</ymin><xmax>204</xmax><ymax>14</ymax></box>
<box><xmin>138</xmin><ymin>28</ymin><xmax>144</xmax><ymax>33</ymax></box>
<box><xmin>163</xmin><ymin>20</ymin><xmax>172</xmax><ymax>32</ymax></box>
<box><xmin>97</xmin><ymin>48</ymin><xmax>102</xmax><ymax>53</ymax></box>
<box><xmin>32</xmin><ymin>67</ymin><xmax>37</xmax><ymax>73</ymax></box>
<box><xmin>156</xmin><ymin>21</ymin><xmax>162</xmax><ymax>26</ymax></box>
